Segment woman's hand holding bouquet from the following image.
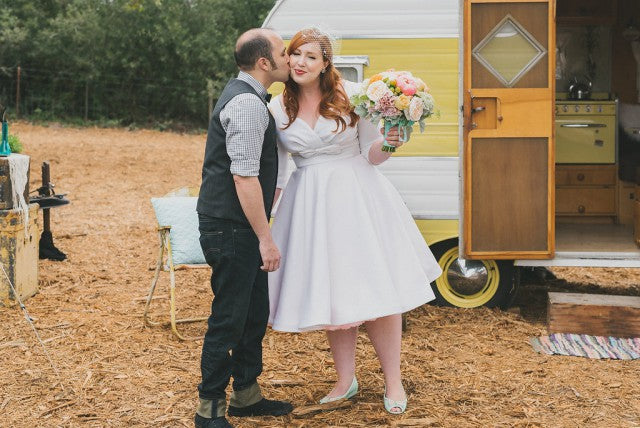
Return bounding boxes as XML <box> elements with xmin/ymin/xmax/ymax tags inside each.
<box><xmin>350</xmin><ymin>70</ymin><xmax>436</xmax><ymax>152</ymax></box>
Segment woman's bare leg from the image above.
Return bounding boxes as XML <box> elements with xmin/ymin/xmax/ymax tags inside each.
<box><xmin>324</xmin><ymin>327</ymin><xmax>358</xmax><ymax>398</ymax></box>
<box><xmin>364</xmin><ymin>314</ymin><xmax>405</xmax><ymax>408</ymax></box>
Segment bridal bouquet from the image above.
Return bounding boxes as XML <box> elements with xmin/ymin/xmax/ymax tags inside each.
<box><xmin>350</xmin><ymin>70</ymin><xmax>436</xmax><ymax>152</ymax></box>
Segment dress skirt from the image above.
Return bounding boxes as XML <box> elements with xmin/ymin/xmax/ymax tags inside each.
<box><xmin>268</xmin><ymin>151</ymin><xmax>442</xmax><ymax>333</ymax></box>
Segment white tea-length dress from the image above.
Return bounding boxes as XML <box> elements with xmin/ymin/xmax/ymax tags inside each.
<box><xmin>267</xmin><ymin>80</ymin><xmax>442</xmax><ymax>333</ymax></box>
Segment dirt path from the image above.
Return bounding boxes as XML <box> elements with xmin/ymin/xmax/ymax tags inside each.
<box><xmin>0</xmin><ymin>122</ymin><xmax>638</xmax><ymax>427</ymax></box>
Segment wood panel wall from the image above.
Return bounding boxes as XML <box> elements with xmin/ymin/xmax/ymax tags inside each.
<box><xmin>556</xmin><ymin>0</ymin><xmax>639</xmax><ymax>103</ymax></box>
<box><xmin>612</xmin><ymin>0</ymin><xmax>640</xmax><ymax>104</ymax></box>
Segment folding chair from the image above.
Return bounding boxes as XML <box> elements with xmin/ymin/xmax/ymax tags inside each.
<box><xmin>143</xmin><ymin>186</ymin><xmax>209</xmax><ymax>340</ymax></box>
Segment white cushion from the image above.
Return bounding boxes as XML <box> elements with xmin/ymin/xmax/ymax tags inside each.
<box><xmin>150</xmin><ymin>196</ymin><xmax>206</xmax><ymax>265</ymax></box>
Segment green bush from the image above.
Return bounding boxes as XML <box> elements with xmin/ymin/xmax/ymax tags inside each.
<box><xmin>8</xmin><ymin>134</ymin><xmax>23</xmax><ymax>153</ymax></box>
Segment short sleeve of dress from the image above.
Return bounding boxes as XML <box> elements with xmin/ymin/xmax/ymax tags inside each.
<box><xmin>343</xmin><ymin>80</ymin><xmax>382</xmax><ymax>162</ymax></box>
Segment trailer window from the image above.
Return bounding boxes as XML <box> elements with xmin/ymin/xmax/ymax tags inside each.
<box><xmin>336</xmin><ymin>66</ymin><xmax>359</xmax><ymax>82</ymax></box>
<box><xmin>333</xmin><ymin>55</ymin><xmax>369</xmax><ymax>82</ymax></box>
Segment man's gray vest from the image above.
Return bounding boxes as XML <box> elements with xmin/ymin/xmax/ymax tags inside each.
<box><xmin>197</xmin><ymin>79</ymin><xmax>278</xmax><ymax>224</ymax></box>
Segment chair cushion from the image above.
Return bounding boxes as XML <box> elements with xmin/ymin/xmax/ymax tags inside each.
<box><xmin>151</xmin><ymin>196</ymin><xmax>206</xmax><ymax>265</ymax></box>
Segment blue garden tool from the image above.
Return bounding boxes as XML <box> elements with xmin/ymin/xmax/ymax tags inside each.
<box><xmin>0</xmin><ymin>106</ymin><xmax>11</xmax><ymax>157</ymax></box>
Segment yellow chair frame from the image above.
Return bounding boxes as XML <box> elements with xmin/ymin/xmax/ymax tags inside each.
<box><xmin>143</xmin><ymin>187</ymin><xmax>208</xmax><ymax>340</ymax></box>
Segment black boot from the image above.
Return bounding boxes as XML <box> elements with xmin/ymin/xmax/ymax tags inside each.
<box><xmin>194</xmin><ymin>413</ymin><xmax>233</xmax><ymax>428</ymax></box>
<box><xmin>227</xmin><ymin>398</ymin><xmax>293</xmax><ymax>417</ymax></box>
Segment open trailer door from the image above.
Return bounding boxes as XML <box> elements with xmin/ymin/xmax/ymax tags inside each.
<box><xmin>463</xmin><ymin>0</ymin><xmax>556</xmax><ymax>260</ymax></box>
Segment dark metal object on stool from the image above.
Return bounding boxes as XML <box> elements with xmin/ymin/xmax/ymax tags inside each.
<box><xmin>30</xmin><ymin>161</ymin><xmax>70</xmax><ymax>261</ymax></box>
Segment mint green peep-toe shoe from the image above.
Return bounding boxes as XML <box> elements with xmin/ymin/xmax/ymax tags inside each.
<box><xmin>319</xmin><ymin>377</ymin><xmax>358</xmax><ymax>404</ymax></box>
<box><xmin>383</xmin><ymin>387</ymin><xmax>407</xmax><ymax>414</ymax></box>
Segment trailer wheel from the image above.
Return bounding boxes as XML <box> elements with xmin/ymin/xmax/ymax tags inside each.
<box><xmin>429</xmin><ymin>239</ymin><xmax>516</xmax><ymax>309</ymax></box>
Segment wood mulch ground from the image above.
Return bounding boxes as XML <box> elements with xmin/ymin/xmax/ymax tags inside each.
<box><xmin>1</xmin><ymin>122</ymin><xmax>639</xmax><ymax>427</ymax></box>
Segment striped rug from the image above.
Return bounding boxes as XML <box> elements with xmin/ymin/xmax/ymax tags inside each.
<box><xmin>530</xmin><ymin>333</ymin><xmax>640</xmax><ymax>360</ymax></box>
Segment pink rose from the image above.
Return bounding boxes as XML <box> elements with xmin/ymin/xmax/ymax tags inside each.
<box><xmin>401</xmin><ymin>85</ymin><xmax>417</xmax><ymax>96</ymax></box>
<box><xmin>396</xmin><ymin>76</ymin><xmax>417</xmax><ymax>96</ymax></box>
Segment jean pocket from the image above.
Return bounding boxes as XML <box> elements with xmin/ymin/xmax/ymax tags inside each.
<box><xmin>232</xmin><ymin>226</ymin><xmax>253</xmax><ymax>233</ymax></box>
<box><xmin>233</xmin><ymin>227</ymin><xmax>258</xmax><ymax>244</ymax></box>
<box><xmin>199</xmin><ymin>230</ymin><xmax>223</xmax><ymax>266</ymax></box>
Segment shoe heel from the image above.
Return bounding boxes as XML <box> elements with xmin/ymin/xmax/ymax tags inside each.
<box><xmin>319</xmin><ymin>376</ymin><xmax>358</xmax><ymax>404</ymax></box>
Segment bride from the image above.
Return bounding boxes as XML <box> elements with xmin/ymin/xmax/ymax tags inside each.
<box><xmin>268</xmin><ymin>27</ymin><xmax>442</xmax><ymax>414</ymax></box>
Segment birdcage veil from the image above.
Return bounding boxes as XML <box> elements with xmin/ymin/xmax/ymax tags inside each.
<box><xmin>294</xmin><ymin>26</ymin><xmax>341</xmax><ymax>64</ymax></box>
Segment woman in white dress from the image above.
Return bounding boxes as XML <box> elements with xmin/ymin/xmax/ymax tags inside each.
<box><xmin>268</xmin><ymin>28</ymin><xmax>442</xmax><ymax>414</ymax></box>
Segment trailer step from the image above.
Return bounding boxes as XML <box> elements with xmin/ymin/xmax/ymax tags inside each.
<box><xmin>515</xmin><ymin>251</ymin><xmax>640</xmax><ymax>267</ymax></box>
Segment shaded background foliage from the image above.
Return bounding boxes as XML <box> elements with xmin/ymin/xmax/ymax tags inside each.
<box><xmin>0</xmin><ymin>0</ymin><xmax>276</xmax><ymax>128</ymax></box>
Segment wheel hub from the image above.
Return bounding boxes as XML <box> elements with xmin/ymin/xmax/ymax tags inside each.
<box><xmin>446</xmin><ymin>258</ymin><xmax>489</xmax><ymax>295</ymax></box>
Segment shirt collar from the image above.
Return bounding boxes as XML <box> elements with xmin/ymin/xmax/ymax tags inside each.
<box><xmin>237</xmin><ymin>71</ymin><xmax>270</xmax><ymax>102</ymax></box>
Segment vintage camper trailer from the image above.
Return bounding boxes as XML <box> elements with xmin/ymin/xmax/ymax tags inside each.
<box><xmin>263</xmin><ymin>0</ymin><xmax>640</xmax><ymax>309</ymax></box>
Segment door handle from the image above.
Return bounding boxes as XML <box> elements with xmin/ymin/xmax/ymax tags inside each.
<box><xmin>467</xmin><ymin>93</ymin><xmax>502</xmax><ymax>131</ymax></box>
<box><xmin>560</xmin><ymin>123</ymin><xmax>606</xmax><ymax>128</ymax></box>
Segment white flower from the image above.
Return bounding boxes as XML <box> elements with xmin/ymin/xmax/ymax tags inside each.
<box><xmin>366</xmin><ymin>80</ymin><xmax>392</xmax><ymax>102</ymax></box>
<box><xmin>406</xmin><ymin>96</ymin><xmax>424</xmax><ymax>121</ymax></box>
<box><xmin>419</xmin><ymin>92</ymin><xmax>435</xmax><ymax>114</ymax></box>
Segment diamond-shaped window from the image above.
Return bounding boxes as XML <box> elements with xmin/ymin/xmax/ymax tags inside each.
<box><xmin>473</xmin><ymin>14</ymin><xmax>547</xmax><ymax>87</ymax></box>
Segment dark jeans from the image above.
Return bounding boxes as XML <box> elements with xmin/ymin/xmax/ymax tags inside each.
<box><xmin>197</xmin><ymin>214</ymin><xmax>269</xmax><ymax>400</ymax></box>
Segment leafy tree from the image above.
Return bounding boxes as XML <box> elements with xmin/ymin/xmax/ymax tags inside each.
<box><xmin>0</xmin><ymin>0</ymin><xmax>276</xmax><ymax>126</ymax></box>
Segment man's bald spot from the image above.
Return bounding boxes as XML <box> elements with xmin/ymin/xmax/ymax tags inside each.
<box><xmin>234</xmin><ymin>28</ymin><xmax>278</xmax><ymax>71</ymax></box>
<box><xmin>236</xmin><ymin>28</ymin><xmax>277</xmax><ymax>51</ymax></box>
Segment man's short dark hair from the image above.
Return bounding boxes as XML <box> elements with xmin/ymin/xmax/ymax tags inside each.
<box><xmin>234</xmin><ymin>34</ymin><xmax>276</xmax><ymax>71</ymax></box>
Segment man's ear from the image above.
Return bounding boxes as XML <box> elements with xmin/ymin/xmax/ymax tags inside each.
<box><xmin>257</xmin><ymin>57</ymin><xmax>270</xmax><ymax>72</ymax></box>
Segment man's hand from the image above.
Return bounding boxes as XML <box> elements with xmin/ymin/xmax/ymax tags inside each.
<box><xmin>234</xmin><ymin>175</ymin><xmax>281</xmax><ymax>272</ymax></box>
<box><xmin>259</xmin><ymin>237</ymin><xmax>281</xmax><ymax>272</ymax></box>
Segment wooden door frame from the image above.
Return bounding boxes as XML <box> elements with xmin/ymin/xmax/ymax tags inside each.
<box><xmin>461</xmin><ymin>0</ymin><xmax>556</xmax><ymax>259</ymax></box>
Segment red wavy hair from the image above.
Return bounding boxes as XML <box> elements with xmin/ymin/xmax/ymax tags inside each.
<box><xmin>282</xmin><ymin>29</ymin><xmax>359</xmax><ymax>132</ymax></box>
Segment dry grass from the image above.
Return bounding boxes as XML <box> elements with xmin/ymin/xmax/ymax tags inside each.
<box><xmin>0</xmin><ymin>122</ymin><xmax>639</xmax><ymax>428</ymax></box>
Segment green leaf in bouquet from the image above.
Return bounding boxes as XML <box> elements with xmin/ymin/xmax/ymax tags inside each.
<box><xmin>354</xmin><ymin>105</ymin><xmax>369</xmax><ymax>117</ymax></box>
<box><xmin>352</xmin><ymin>95</ymin><xmax>367</xmax><ymax>106</ymax></box>
<box><xmin>370</xmin><ymin>111</ymin><xmax>383</xmax><ymax>123</ymax></box>
<box><xmin>385</xmin><ymin>117</ymin><xmax>400</xmax><ymax>126</ymax></box>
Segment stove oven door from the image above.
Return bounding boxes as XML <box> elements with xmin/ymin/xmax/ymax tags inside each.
<box><xmin>556</xmin><ymin>115</ymin><xmax>616</xmax><ymax>163</ymax></box>
<box><xmin>462</xmin><ymin>0</ymin><xmax>555</xmax><ymax>260</ymax></box>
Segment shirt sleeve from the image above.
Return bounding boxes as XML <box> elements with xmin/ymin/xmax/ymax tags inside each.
<box><xmin>219</xmin><ymin>93</ymin><xmax>270</xmax><ymax>176</ymax></box>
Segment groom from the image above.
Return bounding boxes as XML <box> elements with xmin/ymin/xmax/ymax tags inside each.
<box><xmin>195</xmin><ymin>28</ymin><xmax>292</xmax><ymax>428</ymax></box>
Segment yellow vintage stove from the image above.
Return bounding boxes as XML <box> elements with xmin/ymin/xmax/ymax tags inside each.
<box><xmin>555</xmin><ymin>100</ymin><xmax>617</xmax><ymax>164</ymax></box>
